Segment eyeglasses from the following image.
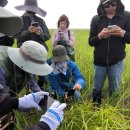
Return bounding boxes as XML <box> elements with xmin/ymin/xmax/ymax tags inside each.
<box><xmin>103</xmin><ymin>1</ymin><xmax>117</xmax><ymax>8</ymax></box>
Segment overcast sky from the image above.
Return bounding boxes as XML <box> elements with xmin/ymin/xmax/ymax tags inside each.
<box><xmin>5</xmin><ymin>0</ymin><xmax>130</xmax><ymax>29</ymax></box>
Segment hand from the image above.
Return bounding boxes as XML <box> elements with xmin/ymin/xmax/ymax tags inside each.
<box><xmin>98</xmin><ymin>28</ymin><xmax>110</xmax><ymax>39</ymax></box>
<box><xmin>28</xmin><ymin>26</ymin><xmax>36</xmax><ymax>33</ymax></box>
<box><xmin>63</xmin><ymin>36</ymin><xmax>69</xmax><ymax>43</ymax></box>
<box><xmin>19</xmin><ymin>91</ymin><xmax>49</xmax><ymax>110</ymax></box>
<box><xmin>73</xmin><ymin>83</ymin><xmax>82</xmax><ymax>91</ymax></box>
<box><xmin>55</xmin><ymin>34</ymin><xmax>61</xmax><ymax>42</ymax></box>
<box><xmin>40</xmin><ymin>101</ymin><xmax>67</xmax><ymax>130</ymax></box>
<box><xmin>35</xmin><ymin>28</ymin><xmax>41</xmax><ymax>35</ymax></box>
<box><xmin>109</xmin><ymin>26</ymin><xmax>126</xmax><ymax>37</ymax></box>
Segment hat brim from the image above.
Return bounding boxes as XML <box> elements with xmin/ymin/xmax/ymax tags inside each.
<box><xmin>8</xmin><ymin>47</ymin><xmax>53</xmax><ymax>76</ymax></box>
<box><xmin>0</xmin><ymin>7</ymin><xmax>23</xmax><ymax>36</ymax></box>
<box><xmin>15</xmin><ymin>5</ymin><xmax>47</xmax><ymax>17</ymax></box>
<box><xmin>51</xmin><ymin>55</ymin><xmax>69</xmax><ymax>63</ymax></box>
<box><xmin>0</xmin><ymin>0</ymin><xmax>8</xmax><ymax>7</ymax></box>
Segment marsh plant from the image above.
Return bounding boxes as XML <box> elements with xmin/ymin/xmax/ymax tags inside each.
<box><xmin>15</xmin><ymin>29</ymin><xmax>130</xmax><ymax>130</ymax></box>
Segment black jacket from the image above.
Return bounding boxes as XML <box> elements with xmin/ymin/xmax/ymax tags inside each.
<box><xmin>16</xmin><ymin>14</ymin><xmax>50</xmax><ymax>51</ymax></box>
<box><xmin>89</xmin><ymin>0</ymin><xmax>130</xmax><ymax>66</ymax></box>
<box><xmin>0</xmin><ymin>93</ymin><xmax>50</xmax><ymax>130</ymax></box>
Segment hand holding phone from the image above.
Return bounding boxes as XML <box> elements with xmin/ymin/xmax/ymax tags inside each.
<box><xmin>107</xmin><ymin>25</ymin><xmax>117</xmax><ymax>31</ymax></box>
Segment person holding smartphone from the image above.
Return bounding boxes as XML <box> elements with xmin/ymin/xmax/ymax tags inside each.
<box><xmin>88</xmin><ymin>0</ymin><xmax>130</xmax><ymax>107</ymax></box>
<box><xmin>15</xmin><ymin>0</ymin><xmax>51</xmax><ymax>52</ymax></box>
<box><xmin>52</xmin><ymin>14</ymin><xmax>75</xmax><ymax>61</ymax></box>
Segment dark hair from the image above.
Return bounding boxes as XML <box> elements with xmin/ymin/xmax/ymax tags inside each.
<box><xmin>57</xmin><ymin>14</ymin><xmax>70</xmax><ymax>28</ymax></box>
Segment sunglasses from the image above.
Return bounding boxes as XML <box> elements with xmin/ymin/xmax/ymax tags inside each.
<box><xmin>103</xmin><ymin>1</ymin><xmax>117</xmax><ymax>8</ymax></box>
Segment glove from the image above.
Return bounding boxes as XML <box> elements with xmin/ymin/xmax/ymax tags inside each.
<box><xmin>40</xmin><ymin>101</ymin><xmax>67</xmax><ymax>130</ymax></box>
<box><xmin>19</xmin><ymin>91</ymin><xmax>49</xmax><ymax>110</ymax></box>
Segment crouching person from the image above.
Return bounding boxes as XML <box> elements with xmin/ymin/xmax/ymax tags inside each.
<box><xmin>47</xmin><ymin>45</ymin><xmax>86</xmax><ymax>102</ymax></box>
<box><xmin>0</xmin><ymin>92</ymin><xmax>67</xmax><ymax>130</ymax></box>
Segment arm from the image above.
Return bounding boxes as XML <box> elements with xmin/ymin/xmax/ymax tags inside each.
<box><xmin>24</xmin><ymin>101</ymin><xmax>66</xmax><ymax>130</ymax></box>
<box><xmin>52</xmin><ymin>30</ymin><xmax>59</xmax><ymax>47</ymax></box>
<box><xmin>48</xmin><ymin>73</ymin><xmax>66</xmax><ymax>97</ymax></box>
<box><xmin>39</xmin><ymin>20</ymin><xmax>51</xmax><ymax>42</ymax></box>
<box><xmin>0</xmin><ymin>68</ymin><xmax>9</xmax><ymax>93</ymax></box>
<box><xmin>88</xmin><ymin>16</ymin><xmax>101</xmax><ymax>47</ymax></box>
<box><xmin>26</xmin><ymin>74</ymin><xmax>41</xmax><ymax>93</ymax></box>
<box><xmin>69</xmin><ymin>61</ymin><xmax>86</xmax><ymax>90</ymax></box>
<box><xmin>123</xmin><ymin>12</ymin><xmax>130</xmax><ymax>44</ymax></box>
<box><xmin>65</xmin><ymin>30</ymin><xmax>75</xmax><ymax>46</ymax></box>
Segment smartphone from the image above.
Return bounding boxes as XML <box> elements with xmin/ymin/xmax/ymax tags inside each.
<box><xmin>107</xmin><ymin>25</ymin><xmax>116</xmax><ymax>30</ymax></box>
<box><xmin>31</xmin><ymin>22</ymin><xmax>39</xmax><ymax>27</ymax></box>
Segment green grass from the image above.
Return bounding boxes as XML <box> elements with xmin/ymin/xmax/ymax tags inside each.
<box><xmin>15</xmin><ymin>29</ymin><xmax>130</xmax><ymax>130</ymax></box>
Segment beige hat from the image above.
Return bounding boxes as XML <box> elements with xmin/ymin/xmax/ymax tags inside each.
<box><xmin>51</xmin><ymin>45</ymin><xmax>69</xmax><ymax>62</ymax></box>
<box><xmin>8</xmin><ymin>40</ymin><xmax>53</xmax><ymax>76</ymax></box>
<box><xmin>0</xmin><ymin>7</ymin><xmax>23</xmax><ymax>36</ymax></box>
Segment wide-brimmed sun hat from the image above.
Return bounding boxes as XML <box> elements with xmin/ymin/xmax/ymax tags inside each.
<box><xmin>8</xmin><ymin>40</ymin><xmax>53</xmax><ymax>76</ymax></box>
<box><xmin>0</xmin><ymin>0</ymin><xmax>8</xmax><ymax>7</ymax></box>
<box><xmin>51</xmin><ymin>45</ymin><xmax>69</xmax><ymax>63</ymax></box>
<box><xmin>15</xmin><ymin>0</ymin><xmax>47</xmax><ymax>17</ymax></box>
<box><xmin>0</xmin><ymin>6</ymin><xmax>23</xmax><ymax>36</ymax></box>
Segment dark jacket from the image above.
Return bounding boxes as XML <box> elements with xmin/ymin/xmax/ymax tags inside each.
<box><xmin>47</xmin><ymin>59</ymin><xmax>86</xmax><ymax>97</ymax></box>
<box><xmin>89</xmin><ymin>0</ymin><xmax>130</xmax><ymax>66</ymax></box>
<box><xmin>0</xmin><ymin>93</ymin><xmax>50</xmax><ymax>130</ymax></box>
<box><xmin>0</xmin><ymin>35</ymin><xmax>14</xmax><ymax>46</ymax></box>
<box><xmin>16</xmin><ymin>15</ymin><xmax>50</xmax><ymax>51</ymax></box>
<box><xmin>0</xmin><ymin>46</ymin><xmax>40</xmax><ymax>96</ymax></box>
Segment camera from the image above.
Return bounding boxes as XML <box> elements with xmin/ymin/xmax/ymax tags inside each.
<box><xmin>107</xmin><ymin>25</ymin><xmax>116</xmax><ymax>30</ymax></box>
<box><xmin>31</xmin><ymin>22</ymin><xmax>39</xmax><ymax>27</ymax></box>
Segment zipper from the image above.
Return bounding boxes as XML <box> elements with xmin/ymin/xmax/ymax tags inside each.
<box><xmin>107</xmin><ymin>37</ymin><xmax>110</xmax><ymax>66</ymax></box>
<box><xmin>107</xmin><ymin>21</ymin><xmax>111</xmax><ymax>66</ymax></box>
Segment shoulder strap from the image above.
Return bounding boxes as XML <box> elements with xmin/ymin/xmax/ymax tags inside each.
<box><xmin>68</xmin><ymin>30</ymin><xmax>70</xmax><ymax>40</ymax></box>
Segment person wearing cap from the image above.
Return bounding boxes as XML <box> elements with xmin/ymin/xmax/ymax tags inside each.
<box><xmin>52</xmin><ymin>14</ymin><xmax>75</xmax><ymax>61</ymax></box>
<box><xmin>47</xmin><ymin>45</ymin><xmax>86</xmax><ymax>102</ymax></box>
<box><xmin>0</xmin><ymin>0</ymin><xmax>15</xmax><ymax>46</ymax></box>
<box><xmin>15</xmin><ymin>0</ymin><xmax>50</xmax><ymax>51</ymax></box>
<box><xmin>88</xmin><ymin>0</ymin><xmax>130</xmax><ymax>106</ymax></box>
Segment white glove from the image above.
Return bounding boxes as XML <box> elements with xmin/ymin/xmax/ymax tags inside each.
<box><xmin>19</xmin><ymin>91</ymin><xmax>49</xmax><ymax>110</ymax></box>
<box><xmin>40</xmin><ymin>101</ymin><xmax>67</xmax><ymax>130</ymax></box>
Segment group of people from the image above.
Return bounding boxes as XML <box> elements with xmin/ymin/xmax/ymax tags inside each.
<box><xmin>0</xmin><ymin>0</ymin><xmax>130</xmax><ymax>129</ymax></box>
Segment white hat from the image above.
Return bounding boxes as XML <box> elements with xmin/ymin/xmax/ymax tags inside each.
<box><xmin>0</xmin><ymin>6</ymin><xmax>23</xmax><ymax>36</ymax></box>
<box><xmin>8</xmin><ymin>40</ymin><xmax>53</xmax><ymax>76</ymax></box>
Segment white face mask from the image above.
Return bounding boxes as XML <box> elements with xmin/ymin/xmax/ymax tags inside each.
<box><xmin>51</xmin><ymin>61</ymin><xmax>68</xmax><ymax>75</ymax></box>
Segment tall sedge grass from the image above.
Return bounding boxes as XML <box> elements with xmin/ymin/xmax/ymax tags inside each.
<box><xmin>15</xmin><ymin>29</ymin><xmax>130</xmax><ymax>130</ymax></box>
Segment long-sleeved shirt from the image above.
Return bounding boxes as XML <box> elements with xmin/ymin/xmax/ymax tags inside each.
<box><xmin>52</xmin><ymin>28</ymin><xmax>74</xmax><ymax>47</ymax></box>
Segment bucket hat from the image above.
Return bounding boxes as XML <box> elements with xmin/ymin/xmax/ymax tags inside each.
<box><xmin>0</xmin><ymin>7</ymin><xmax>23</xmax><ymax>36</ymax></box>
<box><xmin>8</xmin><ymin>40</ymin><xmax>53</xmax><ymax>76</ymax></box>
<box><xmin>0</xmin><ymin>0</ymin><xmax>8</xmax><ymax>7</ymax></box>
<box><xmin>15</xmin><ymin>0</ymin><xmax>47</xmax><ymax>17</ymax></box>
<box><xmin>51</xmin><ymin>45</ymin><xmax>69</xmax><ymax>63</ymax></box>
